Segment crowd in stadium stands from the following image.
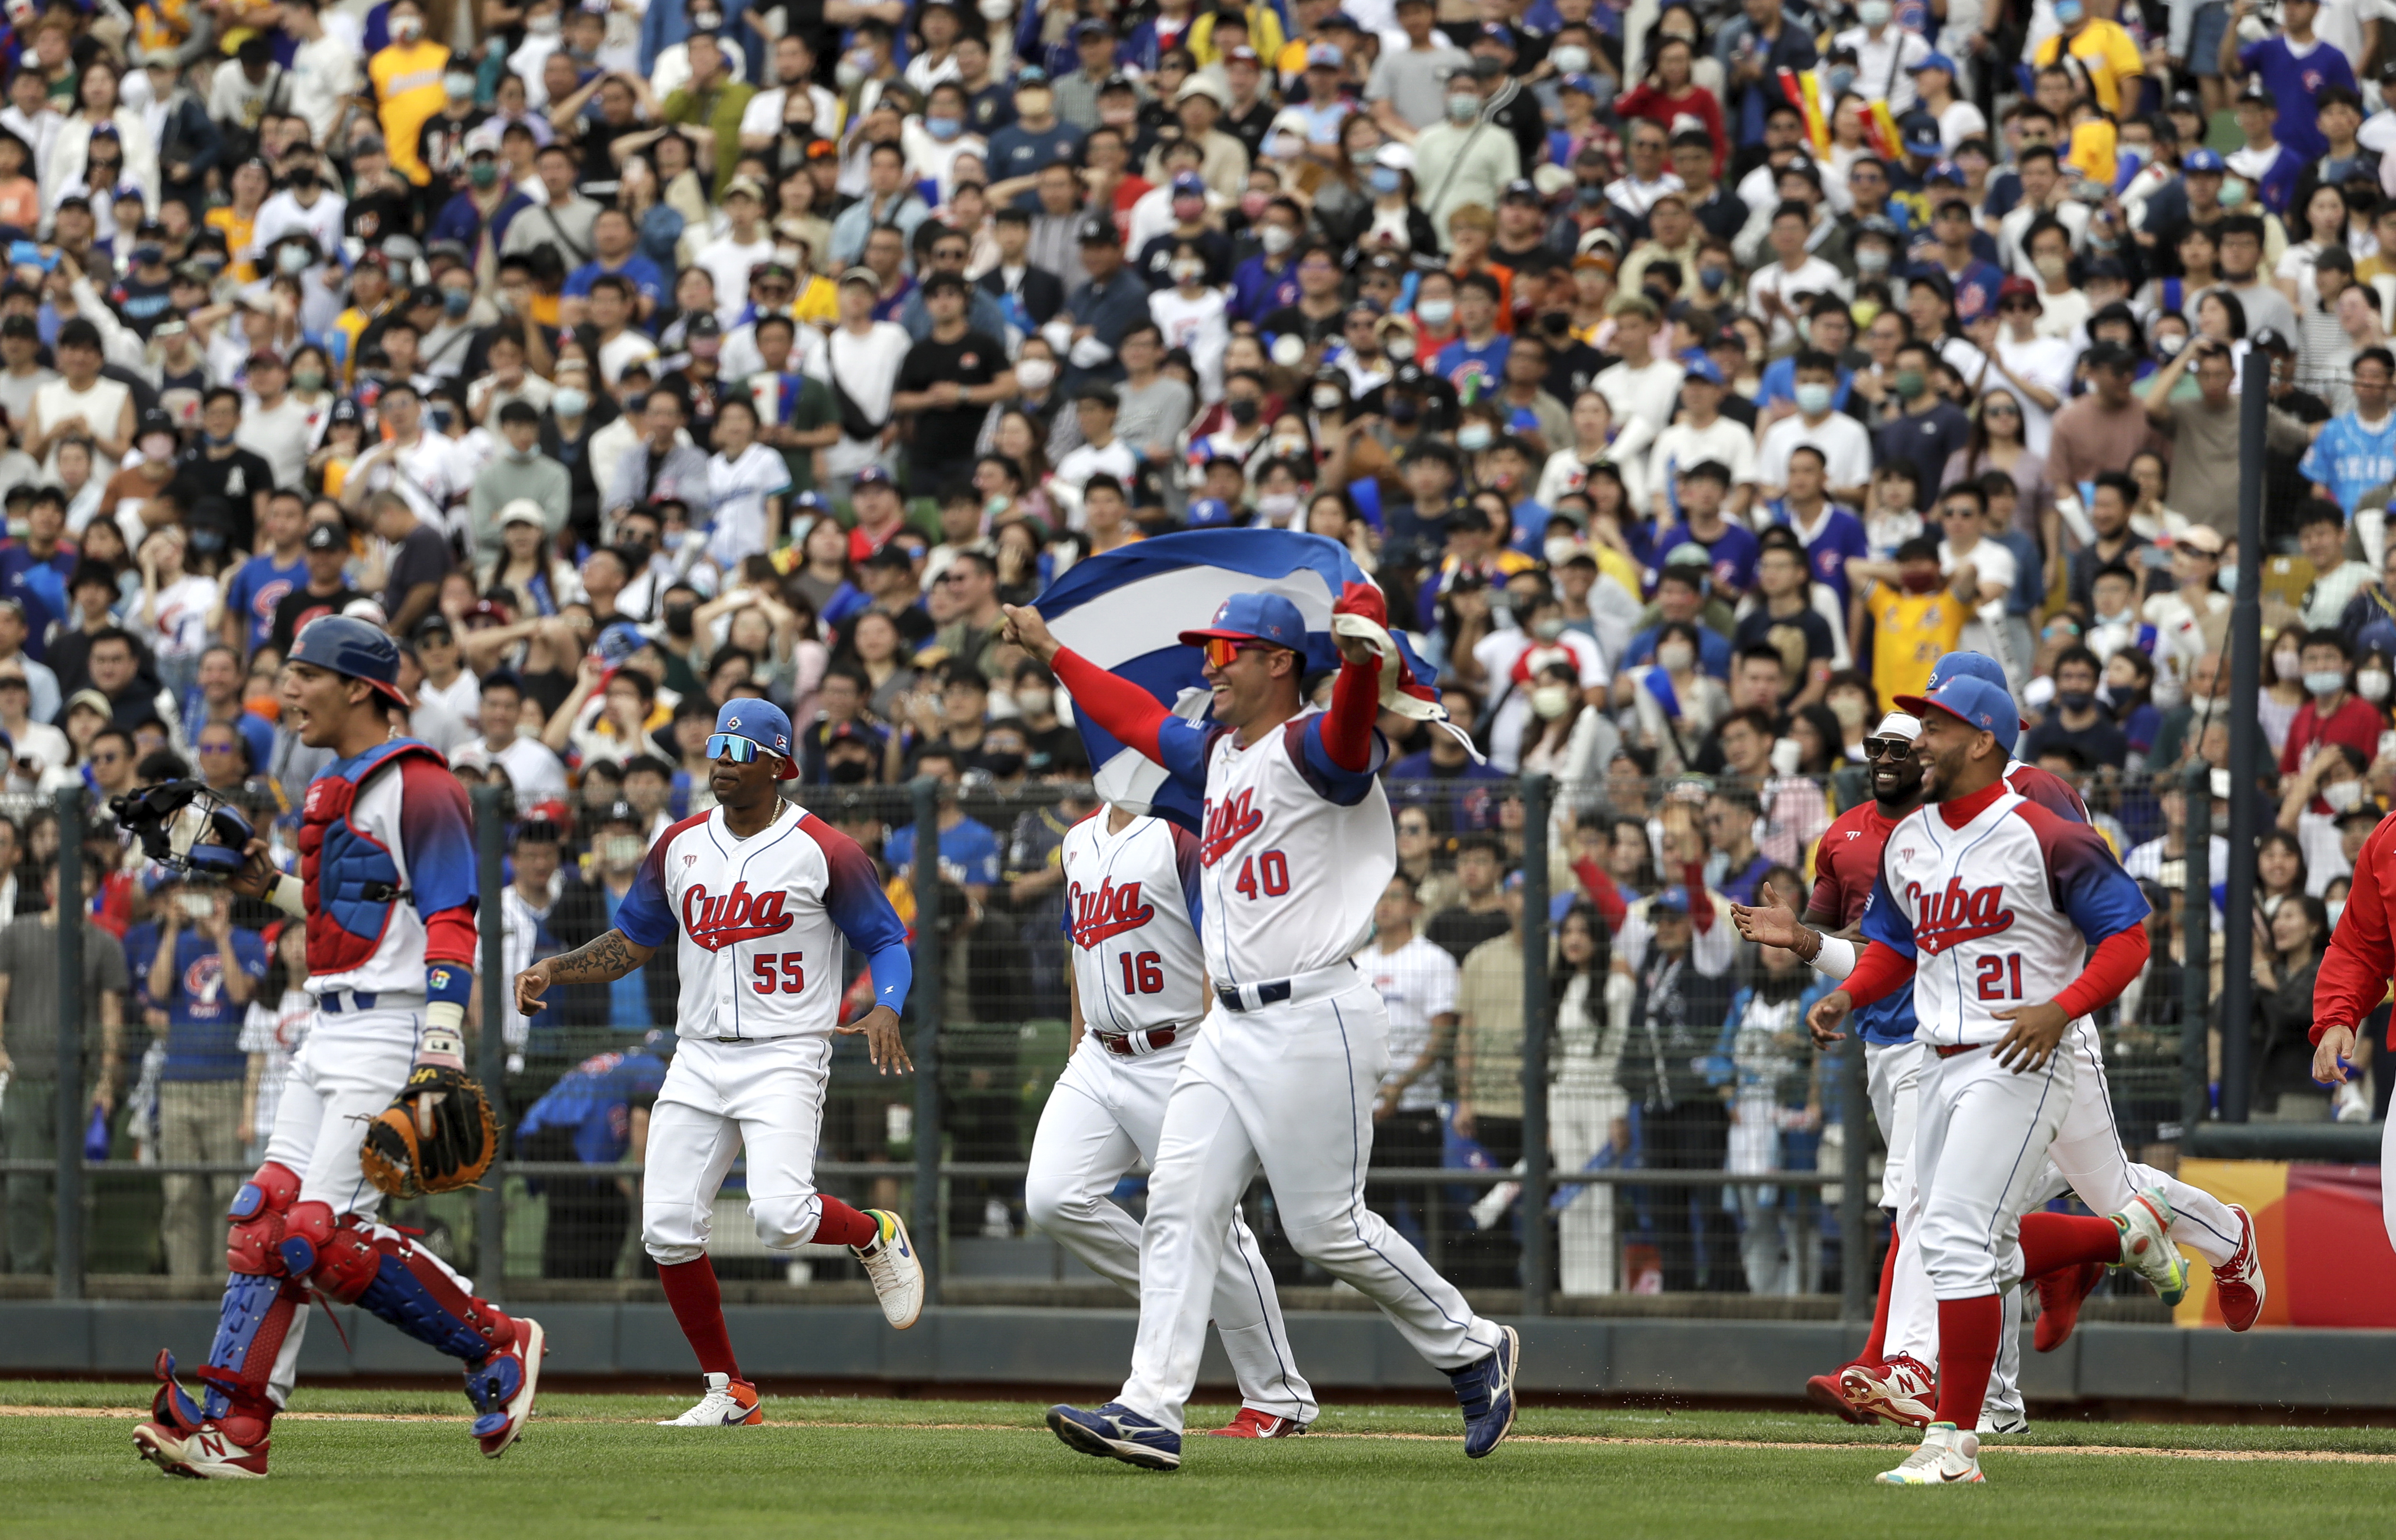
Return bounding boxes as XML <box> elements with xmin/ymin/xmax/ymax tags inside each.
<box><xmin>2</xmin><ymin>0</ymin><xmax>2396</xmax><ymax>1292</ymax></box>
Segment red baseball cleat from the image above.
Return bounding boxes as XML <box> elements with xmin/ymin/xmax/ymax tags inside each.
<box><xmin>2213</xmin><ymin>1204</ymin><xmax>2266</xmax><ymax>1332</ymax></box>
<box><xmin>1806</xmin><ymin>1372</ymin><xmax>1874</xmax><ymax>1424</ymax></box>
<box><xmin>2034</xmin><ymin>1261</ymin><xmax>2107</xmax><ymax>1353</ymax></box>
<box><xmin>1209</xmin><ymin>1407</ymin><xmax>1308</xmax><ymax>1438</ymax></box>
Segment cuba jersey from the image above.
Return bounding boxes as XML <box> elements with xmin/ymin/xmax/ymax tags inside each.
<box><xmin>1194</xmin><ymin>708</ymin><xmax>1397</xmax><ymax>986</ymax></box>
<box><xmin>1861</xmin><ymin>790</ymin><xmax>2147</xmax><ymax>1049</ymax></box>
<box><xmin>1062</xmin><ymin>810</ymin><xmax>1208</xmax><ymax>1034</ymax></box>
<box><xmin>302</xmin><ymin>751</ymin><xmax>478</xmax><ymax>999</ymax></box>
<box><xmin>1811</xmin><ymin>800</ymin><xmax>1916</xmax><ymax>1047</ymax></box>
<box><xmin>615</xmin><ymin>802</ymin><xmax>908</xmax><ymax>1041</ymax></box>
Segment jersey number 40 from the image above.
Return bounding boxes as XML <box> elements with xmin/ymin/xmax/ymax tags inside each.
<box><xmin>1232</xmin><ymin>850</ymin><xmax>1290</xmax><ymax>900</ymax></box>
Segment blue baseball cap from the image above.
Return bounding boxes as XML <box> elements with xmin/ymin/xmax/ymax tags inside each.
<box><xmin>1909</xmin><ymin>51</ymin><xmax>1956</xmax><ymax>75</ymax></box>
<box><xmin>1925</xmin><ymin>650</ymin><xmax>2032</xmax><ymax>730</ymax></box>
<box><xmin>1683</xmin><ymin>355</ymin><xmax>1725</xmax><ymax>385</ymax></box>
<box><xmin>593</xmin><ymin>620</ymin><xmax>650</xmax><ymax>667</ymax></box>
<box><xmin>1184</xmin><ymin>497</ymin><xmax>1236</xmax><ymax>528</ymax></box>
<box><xmin>714</xmin><ymin>697</ymin><xmax>797</xmax><ymax>777</ymax></box>
<box><xmin>1652</xmin><ymin>885</ymin><xmax>1692</xmax><ymax>916</ymax></box>
<box><xmin>1896</xmin><ymin>675</ymin><xmax>2020</xmax><ymax>755</ymax></box>
<box><xmin>1170</xmin><ymin>171</ymin><xmax>1206</xmax><ymax>197</ymax></box>
<box><xmin>2184</xmin><ymin>148</ymin><xmax>2226</xmax><ymax>173</ymax></box>
<box><xmin>1178</xmin><ymin>591</ymin><xmax>1307</xmax><ymax>651</ymax></box>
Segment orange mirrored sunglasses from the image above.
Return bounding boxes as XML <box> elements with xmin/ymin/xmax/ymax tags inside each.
<box><xmin>1201</xmin><ymin>637</ymin><xmax>1261</xmax><ymax>670</ymax></box>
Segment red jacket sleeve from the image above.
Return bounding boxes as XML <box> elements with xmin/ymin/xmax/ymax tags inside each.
<box><xmin>1841</xmin><ymin>940</ymin><xmax>1918</xmax><ymax>1011</ymax></box>
<box><xmin>1051</xmin><ymin>646</ymin><xmax>1170</xmax><ymax>756</ymax></box>
<box><xmin>1571</xmin><ymin>856</ymin><xmax>1628</xmax><ymax>933</ymax></box>
<box><xmin>2316</xmin><ymin>815</ymin><xmax>2396</xmax><ymax>1043</ymax></box>
<box><xmin>1321</xmin><ymin>653</ymin><xmax>1381</xmax><ymax>771</ymax></box>
<box><xmin>1681</xmin><ymin>859</ymin><xmax>1712</xmax><ymax>932</ymax></box>
<box><xmin>2054</xmin><ymin>925</ymin><xmax>2150</xmax><ymax>1021</ymax></box>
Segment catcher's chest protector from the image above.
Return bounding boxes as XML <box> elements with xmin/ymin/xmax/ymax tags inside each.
<box><xmin>300</xmin><ymin>740</ymin><xmax>448</xmax><ymax>977</ymax></box>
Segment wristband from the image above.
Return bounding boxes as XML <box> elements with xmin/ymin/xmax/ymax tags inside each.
<box><xmin>1809</xmin><ymin>935</ymin><xmax>1856</xmax><ymax>979</ymax></box>
<box><xmin>270</xmin><ymin>874</ymin><xmax>305</xmax><ymax>917</ymax></box>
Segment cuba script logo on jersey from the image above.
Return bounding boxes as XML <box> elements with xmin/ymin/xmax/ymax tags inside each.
<box><xmin>1199</xmin><ymin>788</ymin><xmax>1262</xmax><ymax>866</ymax></box>
<box><xmin>1069</xmin><ymin>877</ymin><xmax>1155</xmax><ymax>948</ymax></box>
<box><xmin>682</xmin><ymin>881</ymin><xmax>797</xmax><ymax>952</ymax></box>
<box><xmin>1909</xmin><ymin>878</ymin><xmax>2016</xmax><ymax>955</ymax></box>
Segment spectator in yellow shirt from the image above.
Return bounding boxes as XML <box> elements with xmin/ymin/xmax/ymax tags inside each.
<box><xmin>1850</xmin><ymin>535</ymin><xmax>1979</xmax><ymax>710</ymax></box>
<box><xmin>368</xmin><ymin>0</ymin><xmax>450</xmax><ymax>188</ymax></box>
<box><xmin>2031</xmin><ymin>0</ymin><xmax>2144</xmax><ymax>118</ymax></box>
<box><xmin>1195</xmin><ymin>3</ymin><xmax>1288</xmax><ymax>71</ymax></box>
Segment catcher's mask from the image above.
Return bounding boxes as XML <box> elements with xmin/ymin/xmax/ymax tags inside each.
<box><xmin>111</xmin><ymin>781</ymin><xmax>254</xmax><ymax>878</ymax></box>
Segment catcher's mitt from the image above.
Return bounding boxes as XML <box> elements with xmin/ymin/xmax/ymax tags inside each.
<box><xmin>358</xmin><ymin>1066</ymin><xmax>499</xmax><ymax>1198</ymax></box>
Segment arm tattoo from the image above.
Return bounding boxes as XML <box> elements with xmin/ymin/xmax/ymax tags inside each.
<box><xmin>546</xmin><ymin>928</ymin><xmax>645</xmax><ymax>984</ymax></box>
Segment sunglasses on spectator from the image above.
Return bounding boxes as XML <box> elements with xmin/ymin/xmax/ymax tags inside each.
<box><xmin>1999</xmin><ymin>301</ymin><xmax>2037</xmax><ymax>314</ymax></box>
<box><xmin>198</xmin><ymin>741</ymin><xmax>239</xmax><ymax>754</ymax></box>
<box><xmin>1983</xmin><ymin>402</ymin><xmax>2020</xmax><ymax>415</ymax></box>
<box><xmin>1863</xmin><ymin>736</ymin><xmax>1916</xmax><ymax>759</ymax></box>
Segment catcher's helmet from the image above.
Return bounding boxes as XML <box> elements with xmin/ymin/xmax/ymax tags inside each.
<box><xmin>288</xmin><ymin>613</ymin><xmax>411</xmax><ymax>709</ymax></box>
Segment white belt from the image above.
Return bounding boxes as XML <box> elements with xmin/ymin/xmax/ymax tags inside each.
<box><xmin>1213</xmin><ymin>959</ymin><xmax>1360</xmax><ymax>1014</ymax></box>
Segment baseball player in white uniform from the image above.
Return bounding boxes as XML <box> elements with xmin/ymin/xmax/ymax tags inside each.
<box><xmin>135</xmin><ymin>616</ymin><xmax>542</xmax><ymax>1479</ymax></box>
<box><xmin>1740</xmin><ymin>652</ymin><xmax>2265</xmax><ymax>1433</ymax></box>
<box><xmin>1027</xmin><ymin>802</ymin><xmax>1317</xmax><ymax>1438</ymax></box>
<box><xmin>1804</xmin><ymin>672</ymin><xmax>2191</xmax><ymax>1485</ymax></box>
<box><xmin>513</xmin><ymin>698</ymin><xmax>924</xmax><ymax>1429</ymax></box>
<box><xmin>1006</xmin><ymin>588</ymin><xmax>1517</xmax><ymax>1472</ymax></box>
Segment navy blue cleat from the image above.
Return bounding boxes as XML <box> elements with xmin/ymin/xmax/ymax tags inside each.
<box><xmin>1451</xmin><ymin>1325</ymin><xmax>1520</xmax><ymax>1457</ymax></box>
<box><xmin>1046</xmin><ymin>1402</ymin><xmax>1183</xmax><ymax>1471</ymax></box>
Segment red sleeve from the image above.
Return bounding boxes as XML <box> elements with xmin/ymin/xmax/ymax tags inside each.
<box><xmin>2316</xmin><ymin>815</ymin><xmax>2396</xmax><ymax>1043</ymax></box>
<box><xmin>1841</xmin><ymin>940</ymin><xmax>1918</xmax><ymax>1011</ymax></box>
<box><xmin>1051</xmin><ymin>646</ymin><xmax>1171</xmax><ymax>759</ymax></box>
<box><xmin>2053</xmin><ymin>925</ymin><xmax>2150</xmax><ymax>1020</ymax></box>
<box><xmin>1807</xmin><ymin>835</ymin><xmax>1843</xmax><ymax>923</ymax></box>
<box><xmin>2279</xmin><ymin>708</ymin><xmax>2308</xmax><ymax>776</ymax></box>
<box><xmin>1571</xmin><ymin>856</ymin><xmax>1628</xmax><ymax>932</ymax></box>
<box><xmin>1682</xmin><ymin>859</ymin><xmax>1712</xmax><ymax>932</ymax></box>
<box><xmin>1612</xmin><ymin>82</ymin><xmax>1661</xmax><ymax>121</ymax></box>
<box><xmin>1321</xmin><ymin>653</ymin><xmax>1381</xmax><ymax>771</ymax></box>
<box><xmin>1698</xmin><ymin>91</ymin><xmax>1727</xmax><ymax>176</ymax></box>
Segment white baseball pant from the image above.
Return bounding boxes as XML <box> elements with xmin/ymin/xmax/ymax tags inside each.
<box><xmin>254</xmin><ymin>1005</ymin><xmax>487</xmax><ymax>1409</ymax></box>
<box><xmin>1117</xmin><ymin>980</ymin><xmax>1505</xmax><ymax>1433</ymax></box>
<box><xmin>1025</xmin><ymin>1032</ymin><xmax>1317</xmax><ymax>1424</ymax></box>
<box><xmin>1912</xmin><ymin>1042</ymin><xmax>2077</xmax><ymax>1302</ymax></box>
<box><xmin>644</xmin><ymin>1035</ymin><xmax>838</xmax><ymax>1264</ymax></box>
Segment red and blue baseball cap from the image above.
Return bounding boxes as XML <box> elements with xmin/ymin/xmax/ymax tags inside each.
<box><xmin>1896</xmin><ymin>675</ymin><xmax>2019</xmax><ymax>755</ymax></box>
<box><xmin>1178</xmin><ymin>592</ymin><xmax>1307</xmax><ymax>652</ymax></box>
<box><xmin>713</xmin><ymin>697</ymin><xmax>798</xmax><ymax>778</ymax></box>
<box><xmin>1924</xmin><ymin>650</ymin><xmax>2031</xmax><ymax>731</ymax></box>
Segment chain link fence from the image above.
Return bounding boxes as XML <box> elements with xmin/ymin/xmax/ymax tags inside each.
<box><xmin>0</xmin><ymin>763</ymin><xmax>2253</xmax><ymax>1312</ymax></box>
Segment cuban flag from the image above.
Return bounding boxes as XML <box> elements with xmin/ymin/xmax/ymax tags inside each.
<box><xmin>1036</xmin><ymin>530</ymin><xmax>1452</xmax><ymax>831</ymax></box>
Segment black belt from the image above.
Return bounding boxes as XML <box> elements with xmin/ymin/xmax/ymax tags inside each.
<box><xmin>1215</xmin><ymin>981</ymin><xmax>1290</xmax><ymax>1012</ymax></box>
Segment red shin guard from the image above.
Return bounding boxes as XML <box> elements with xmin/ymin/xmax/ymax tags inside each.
<box><xmin>813</xmin><ymin>1197</ymin><xmax>879</xmax><ymax>1249</ymax></box>
<box><xmin>2019</xmin><ymin>1211</ymin><xmax>2125</xmax><ymax>1277</ymax></box>
<box><xmin>1933</xmin><ymin>1295</ymin><xmax>2003</xmax><ymax>1431</ymax></box>
<box><xmin>658</xmin><ymin>1257</ymin><xmax>741</xmax><ymax>1379</ymax></box>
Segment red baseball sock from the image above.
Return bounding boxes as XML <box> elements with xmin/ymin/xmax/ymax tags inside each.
<box><xmin>657</xmin><ymin>1258</ymin><xmax>740</xmax><ymax>1380</ymax></box>
<box><xmin>815</xmin><ymin>1196</ymin><xmax>880</xmax><ymax>1248</ymax></box>
<box><xmin>1933</xmin><ymin>1295</ymin><xmax>2002</xmax><ymax>1431</ymax></box>
<box><xmin>2019</xmin><ymin>1211</ymin><xmax>2124</xmax><ymax>1277</ymax></box>
<box><xmin>1858</xmin><ymin>1220</ymin><xmax>1901</xmax><ymax>1366</ymax></box>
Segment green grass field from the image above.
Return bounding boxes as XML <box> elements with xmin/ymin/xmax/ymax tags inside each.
<box><xmin>6</xmin><ymin>1382</ymin><xmax>2391</xmax><ymax>1540</ymax></box>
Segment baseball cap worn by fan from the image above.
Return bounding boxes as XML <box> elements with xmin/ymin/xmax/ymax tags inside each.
<box><xmin>1896</xmin><ymin>674</ymin><xmax>2020</xmax><ymax>756</ymax></box>
<box><xmin>1178</xmin><ymin>592</ymin><xmax>1307</xmax><ymax>652</ymax></box>
<box><xmin>714</xmin><ymin>697</ymin><xmax>797</xmax><ymax>778</ymax></box>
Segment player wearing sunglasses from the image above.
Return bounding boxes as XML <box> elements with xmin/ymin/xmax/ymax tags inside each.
<box><xmin>512</xmin><ymin>698</ymin><xmax>923</xmax><ymax>1429</ymax></box>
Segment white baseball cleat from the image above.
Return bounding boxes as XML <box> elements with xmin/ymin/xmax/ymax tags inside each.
<box><xmin>1875</xmin><ymin>1421</ymin><xmax>1984</xmax><ymax>1484</ymax></box>
<box><xmin>135</xmin><ymin>1420</ymin><xmax>270</xmax><ymax>1479</ymax></box>
<box><xmin>856</xmin><ymin>1208</ymin><xmax>924</xmax><ymax>1329</ymax></box>
<box><xmin>1839</xmin><ymin>1354</ymin><xmax>1937</xmax><ymax>1428</ymax></box>
<box><xmin>659</xmin><ymin>1371</ymin><xmax>763</xmax><ymax>1426</ymax></box>
<box><xmin>2112</xmin><ymin>1188</ymin><xmax>2189</xmax><ymax>1306</ymax></box>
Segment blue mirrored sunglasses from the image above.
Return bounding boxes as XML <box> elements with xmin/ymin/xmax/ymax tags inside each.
<box><xmin>706</xmin><ymin>733</ymin><xmax>767</xmax><ymax>763</ymax></box>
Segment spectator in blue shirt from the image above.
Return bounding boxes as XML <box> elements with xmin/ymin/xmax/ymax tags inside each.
<box><xmin>219</xmin><ymin>489</ymin><xmax>307</xmax><ymax>658</ymax></box>
<box><xmin>562</xmin><ymin>207</ymin><xmax>668</xmax><ymax>316</ymax></box>
<box><xmin>1761</xmin><ymin>444</ymin><xmax>1872</xmax><ymax>612</ymax></box>
<box><xmin>1433</xmin><ymin>272</ymin><xmax>1510</xmax><ymax>395</ymax></box>
<box><xmin>128</xmin><ymin>875</ymin><xmax>265</xmax><ymax>1279</ymax></box>
<box><xmin>883</xmin><ymin>745</ymin><xmax>1002</xmax><ymax>900</ymax></box>
<box><xmin>1621</xmin><ymin>564</ymin><xmax>1736</xmax><ymax>678</ymax></box>
<box><xmin>2224</xmin><ymin>0</ymin><xmax>2354</xmax><ymax>165</ymax></box>
<box><xmin>1226</xmin><ymin>198</ymin><xmax>1304</xmax><ymax>323</ymax></box>
<box><xmin>517</xmin><ymin>1036</ymin><xmax>667</xmax><ymax>1278</ymax></box>
<box><xmin>1755</xmin><ymin>295</ymin><xmax>1856</xmax><ymax>412</ymax></box>
<box><xmin>985</xmin><ymin>72</ymin><xmax>1086</xmax><ymax>195</ymax></box>
<box><xmin>0</xmin><ymin>485</ymin><xmax>73</xmax><ymax>656</ymax></box>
